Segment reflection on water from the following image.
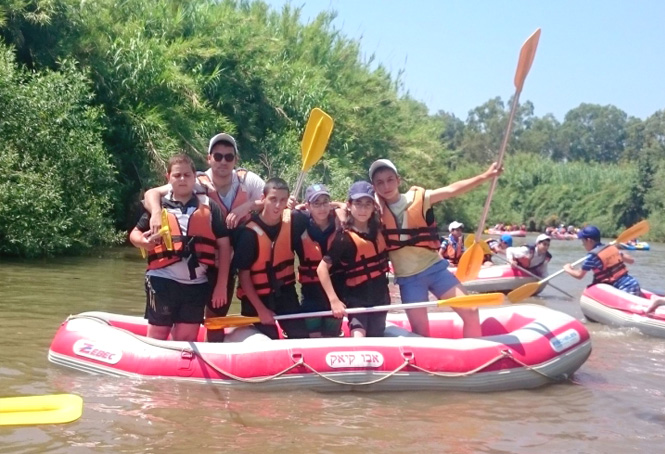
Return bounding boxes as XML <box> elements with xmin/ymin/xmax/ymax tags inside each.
<box><xmin>2</xmin><ymin>238</ymin><xmax>665</xmax><ymax>452</ymax></box>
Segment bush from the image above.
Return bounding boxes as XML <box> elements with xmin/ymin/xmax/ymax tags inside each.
<box><xmin>0</xmin><ymin>46</ymin><xmax>121</xmax><ymax>256</ymax></box>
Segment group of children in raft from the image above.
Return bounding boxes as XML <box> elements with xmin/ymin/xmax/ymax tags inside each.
<box><xmin>129</xmin><ymin>132</ymin><xmax>663</xmax><ymax>343</ymax></box>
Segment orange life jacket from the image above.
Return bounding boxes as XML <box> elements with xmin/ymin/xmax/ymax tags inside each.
<box><xmin>297</xmin><ymin>227</ymin><xmax>336</xmax><ymax>284</ymax></box>
<box><xmin>341</xmin><ymin>229</ymin><xmax>389</xmax><ymax>287</ymax></box>
<box><xmin>378</xmin><ymin>186</ymin><xmax>440</xmax><ymax>251</ymax></box>
<box><xmin>514</xmin><ymin>244</ymin><xmax>551</xmax><ymax>271</ymax></box>
<box><xmin>236</xmin><ymin>210</ymin><xmax>296</xmax><ymax>297</ymax></box>
<box><xmin>590</xmin><ymin>245</ymin><xmax>629</xmax><ymax>285</ymax></box>
<box><xmin>197</xmin><ymin>169</ymin><xmax>249</xmax><ymax>219</ymax></box>
<box><xmin>147</xmin><ymin>203</ymin><xmax>217</xmax><ymax>271</ymax></box>
<box><xmin>441</xmin><ymin>234</ymin><xmax>464</xmax><ymax>265</ymax></box>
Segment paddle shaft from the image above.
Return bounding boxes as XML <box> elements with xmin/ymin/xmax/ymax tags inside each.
<box><xmin>491</xmin><ymin>253</ymin><xmax>574</xmax><ymax>299</ymax></box>
<box><xmin>474</xmin><ymin>90</ymin><xmax>521</xmax><ymax>239</ymax></box>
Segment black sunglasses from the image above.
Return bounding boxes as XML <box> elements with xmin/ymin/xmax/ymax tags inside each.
<box><xmin>212</xmin><ymin>152</ymin><xmax>235</xmax><ymax>163</ymax></box>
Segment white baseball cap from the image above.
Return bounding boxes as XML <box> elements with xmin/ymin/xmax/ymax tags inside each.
<box><xmin>536</xmin><ymin>234</ymin><xmax>551</xmax><ymax>244</ymax></box>
<box><xmin>369</xmin><ymin>159</ymin><xmax>399</xmax><ymax>181</ymax></box>
<box><xmin>449</xmin><ymin>221</ymin><xmax>464</xmax><ymax>231</ymax></box>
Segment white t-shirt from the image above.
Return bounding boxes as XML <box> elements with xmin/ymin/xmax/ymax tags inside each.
<box><xmin>201</xmin><ymin>168</ymin><xmax>264</xmax><ymax>210</ymax></box>
<box><xmin>385</xmin><ymin>190</ymin><xmax>442</xmax><ymax>278</ymax></box>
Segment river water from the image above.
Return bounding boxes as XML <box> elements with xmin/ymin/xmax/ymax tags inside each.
<box><xmin>1</xmin><ymin>236</ymin><xmax>665</xmax><ymax>453</ymax></box>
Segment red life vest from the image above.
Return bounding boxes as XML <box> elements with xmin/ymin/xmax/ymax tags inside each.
<box><xmin>590</xmin><ymin>245</ymin><xmax>629</xmax><ymax>285</ymax></box>
<box><xmin>378</xmin><ymin>186</ymin><xmax>440</xmax><ymax>252</ymax></box>
<box><xmin>147</xmin><ymin>204</ymin><xmax>217</xmax><ymax>270</ymax></box>
<box><xmin>341</xmin><ymin>229</ymin><xmax>389</xmax><ymax>287</ymax></box>
<box><xmin>236</xmin><ymin>210</ymin><xmax>296</xmax><ymax>297</ymax></box>
<box><xmin>297</xmin><ymin>228</ymin><xmax>336</xmax><ymax>284</ymax></box>
<box><xmin>197</xmin><ymin>169</ymin><xmax>249</xmax><ymax>219</ymax></box>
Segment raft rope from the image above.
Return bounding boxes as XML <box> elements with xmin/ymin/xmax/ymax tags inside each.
<box><xmin>65</xmin><ymin>314</ymin><xmax>566</xmax><ymax>386</ymax></box>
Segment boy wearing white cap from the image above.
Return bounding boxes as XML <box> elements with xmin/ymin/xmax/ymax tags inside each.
<box><xmin>369</xmin><ymin>158</ymin><xmax>502</xmax><ymax>337</ymax></box>
<box><xmin>439</xmin><ymin>221</ymin><xmax>465</xmax><ymax>265</ymax></box>
<box><xmin>506</xmin><ymin>234</ymin><xmax>552</xmax><ymax>277</ymax></box>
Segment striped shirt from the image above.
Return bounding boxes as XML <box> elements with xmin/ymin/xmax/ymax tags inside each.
<box><xmin>581</xmin><ymin>247</ymin><xmax>641</xmax><ymax>295</ymax></box>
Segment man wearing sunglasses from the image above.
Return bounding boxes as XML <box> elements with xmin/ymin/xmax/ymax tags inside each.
<box><xmin>142</xmin><ymin>133</ymin><xmax>265</xmax><ymax>340</ymax></box>
<box><xmin>506</xmin><ymin>233</ymin><xmax>552</xmax><ymax>277</ymax></box>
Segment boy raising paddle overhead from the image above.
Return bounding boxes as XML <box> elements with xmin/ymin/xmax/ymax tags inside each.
<box><xmin>369</xmin><ymin>159</ymin><xmax>502</xmax><ymax>337</ymax></box>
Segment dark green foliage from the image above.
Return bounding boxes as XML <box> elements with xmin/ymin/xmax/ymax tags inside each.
<box><xmin>0</xmin><ymin>46</ymin><xmax>120</xmax><ymax>256</ymax></box>
<box><xmin>1</xmin><ymin>0</ymin><xmax>665</xmax><ymax>258</ymax></box>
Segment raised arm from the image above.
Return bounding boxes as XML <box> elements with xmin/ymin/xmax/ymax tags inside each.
<box><xmin>429</xmin><ymin>162</ymin><xmax>502</xmax><ymax>205</ymax></box>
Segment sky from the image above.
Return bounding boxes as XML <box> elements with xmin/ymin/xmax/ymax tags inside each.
<box><xmin>263</xmin><ymin>0</ymin><xmax>665</xmax><ymax>122</ymax></box>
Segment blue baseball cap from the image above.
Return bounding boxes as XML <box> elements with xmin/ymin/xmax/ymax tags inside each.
<box><xmin>500</xmin><ymin>234</ymin><xmax>513</xmax><ymax>247</ymax></box>
<box><xmin>578</xmin><ymin>225</ymin><xmax>601</xmax><ymax>240</ymax></box>
<box><xmin>348</xmin><ymin>181</ymin><xmax>375</xmax><ymax>200</ymax></box>
<box><xmin>305</xmin><ymin>183</ymin><xmax>330</xmax><ymax>203</ymax></box>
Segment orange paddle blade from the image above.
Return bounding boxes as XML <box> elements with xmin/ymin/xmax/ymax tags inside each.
<box><xmin>205</xmin><ymin>315</ymin><xmax>260</xmax><ymax>330</ymax></box>
<box><xmin>300</xmin><ymin>108</ymin><xmax>334</xmax><ymax>172</ymax></box>
<box><xmin>439</xmin><ymin>293</ymin><xmax>505</xmax><ymax>308</ymax></box>
<box><xmin>507</xmin><ymin>282</ymin><xmax>542</xmax><ymax>304</ymax></box>
<box><xmin>614</xmin><ymin>220</ymin><xmax>649</xmax><ymax>245</ymax></box>
<box><xmin>514</xmin><ymin>28</ymin><xmax>541</xmax><ymax>91</ymax></box>
<box><xmin>455</xmin><ymin>242</ymin><xmax>484</xmax><ymax>282</ymax></box>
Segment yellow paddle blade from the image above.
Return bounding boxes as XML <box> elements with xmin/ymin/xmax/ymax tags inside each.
<box><xmin>0</xmin><ymin>394</ymin><xmax>82</xmax><ymax>426</ymax></box>
<box><xmin>507</xmin><ymin>282</ymin><xmax>542</xmax><ymax>304</ymax></box>
<box><xmin>300</xmin><ymin>108</ymin><xmax>334</xmax><ymax>172</ymax></box>
<box><xmin>160</xmin><ymin>209</ymin><xmax>173</xmax><ymax>250</ymax></box>
<box><xmin>140</xmin><ymin>248</ymin><xmax>147</xmax><ymax>259</ymax></box>
<box><xmin>437</xmin><ymin>293</ymin><xmax>505</xmax><ymax>308</ymax></box>
<box><xmin>205</xmin><ymin>315</ymin><xmax>261</xmax><ymax>330</ymax></box>
<box><xmin>478</xmin><ymin>240</ymin><xmax>492</xmax><ymax>255</ymax></box>
<box><xmin>463</xmin><ymin>234</ymin><xmax>475</xmax><ymax>249</ymax></box>
<box><xmin>614</xmin><ymin>220</ymin><xmax>649</xmax><ymax>244</ymax></box>
<box><xmin>455</xmin><ymin>242</ymin><xmax>484</xmax><ymax>282</ymax></box>
<box><xmin>514</xmin><ymin>28</ymin><xmax>541</xmax><ymax>91</ymax></box>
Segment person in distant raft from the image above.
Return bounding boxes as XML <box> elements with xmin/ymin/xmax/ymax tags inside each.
<box><xmin>129</xmin><ymin>154</ymin><xmax>231</xmax><ymax>341</ymax></box>
<box><xmin>506</xmin><ymin>234</ymin><xmax>552</xmax><ymax>277</ymax></box>
<box><xmin>483</xmin><ymin>233</ymin><xmax>513</xmax><ymax>266</ymax></box>
<box><xmin>317</xmin><ymin>181</ymin><xmax>390</xmax><ymax>338</ymax></box>
<box><xmin>439</xmin><ymin>221</ymin><xmax>465</xmax><ymax>265</ymax></box>
<box><xmin>369</xmin><ymin>158</ymin><xmax>503</xmax><ymax>338</ymax></box>
<box><xmin>563</xmin><ymin>225</ymin><xmax>665</xmax><ymax>312</ymax></box>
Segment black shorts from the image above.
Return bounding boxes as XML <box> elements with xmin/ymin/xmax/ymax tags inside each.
<box><xmin>240</xmin><ymin>286</ymin><xmax>309</xmax><ymax>339</ymax></box>
<box><xmin>144</xmin><ymin>275</ymin><xmax>210</xmax><ymax>326</ymax></box>
<box><xmin>301</xmin><ymin>297</ymin><xmax>341</xmax><ymax>337</ymax></box>
<box><xmin>348</xmin><ymin>312</ymin><xmax>386</xmax><ymax>337</ymax></box>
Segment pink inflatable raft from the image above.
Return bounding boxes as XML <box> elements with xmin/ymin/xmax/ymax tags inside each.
<box><xmin>449</xmin><ymin>264</ymin><xmax>545</xmax><ymax>295</ymax></box>
<box><xmin>486</xmin><ymin>228</ymin><xmax>527</xmax><ymax>237</ymax></box>
<box><xmin>48</xmin><ymin>305</ymin><xmax>591</xmax><ymax>392</ymax></box>
<box><xmin>580</xmin><ymin>284</ymin><xmax>665</xmax><ymax>338</ymax></box>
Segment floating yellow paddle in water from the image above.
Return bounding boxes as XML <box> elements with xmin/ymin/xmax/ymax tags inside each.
<box><xmin>140</xmin><ymin>208</ymin><xmax>173</xmax><ymax>258</ymax></box>
<box><xmin>507</xmin><ymin>220</ymin><xmax>650</xmax><ymax>303</ymax></box>
<box><xmin>0</xmin><ymin>394</ymin><xmax>83</xmax><ymax>426</ymax></box>
<box><xmin>205</xmin><ymin>293</ymin><xmax>505</xmax><ymax>330</ymax></box>
<box><xmin>293</xmin><ymin>108</ymin><xmax>334</xmax><ymax>199</ymax></box>
<box><xmin>456</xmin><ymin>28</ymin><xmax>541</xmax><ymax>283</ymax></box>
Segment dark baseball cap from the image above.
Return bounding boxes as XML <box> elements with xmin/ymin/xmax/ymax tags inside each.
<box><xmin>348</xmin><ymin>181</ymin><xmax>375</xmax><ymax>200</ymax></box>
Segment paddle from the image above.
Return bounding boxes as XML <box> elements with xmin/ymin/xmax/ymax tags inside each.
<box><xmin>0</xmin><ymin>394</ymin><xmax>83</xmax><ymax>426</ymax></box>
<box><xmin>461</xmin><ymin>234</ymin><xmax>572</xmax><ymax>298</ymax></box>
<box><xmin>205</xmin><ymin>292</ymin><xmax>505</xmax><ymax>330</ymax></box>
<box><xmin>292</xmin><ymin>108</ymin><xmax>334</xmax><ymax>199</ymax></box>
<box><xmin>140</xmin><ymin>209</ymin><xmax>173</xmax><ymax>258</ymax></box>
<box><xmin>507</xmin><ymin>220</ymin><xmax>650</xmax><ymax>303</ymax></box>
<box><xmin>456</xmin><ymin>28</ymin><xmax>541</xmax><ymax>283</ymax></box>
